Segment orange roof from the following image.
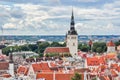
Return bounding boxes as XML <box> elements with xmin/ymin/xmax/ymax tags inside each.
<box><xmin>2</xmin><ymin>74</ymin><xmax>11</xmax><ymax>78</ymax></box>
<box><xmin>36</xmin><ymin>73</ymin><xmax>74</xmax><ymax>80</ymax></box>
<box><xmin>117</xmin><ymin>66</ymin><xmax>120</xmax><ymax>72</ymax></box>
<box><xmin>50</xmin><ymin>62</ymin><xmax>57</xmax><ymax>67</ymax></box>
<box><xmin>111</xmin><ymin>64</ymin><xmax>118</xmax><ymax>69</ymax></box>
<box><xmin>0</xmin><ymin>62</ymin><xmax>9</xmax><ymax>70</ymax></box>
<box><xmin>36</xmin><ymin>73</ymin><xmax>53</xmax><ymax>80</ymax></box>
<box><xmin>107</xmin><ymin>40</ymin><xmax>115</xmax><ymax>47</ymax></box>
<box><xmin>99</xmin><ymin>65</ymin><xmax>108</xmax><ymax>72</ymax></box>
<box><xmin>110</xmin><ymin>69</ymin><xmax>118</xmax><ymax>77</ymax></box>
<box><xmin>105</xmin><ymin>54</ymin><xmax>116</xmax><ymax>59</ymax></box>
<box><xmin>55</xmin><ymin>73</ymin><xmax>74</xmax><ymax>80</ymax></box>
<box><xmin>32</xmin><ymin>62</ymin><xmax>52</xmax><ymax>73</ymax></box>
<box><xmin>44</xmin><ymin>47</ymin><xmax>70</xmax><ymax>54</ymax></box>
<box><xmin>17</xmin><ymin>66</ymin><xmax>28</xmax><ymax>75</ymax></box>
<box><xmin>87</xmin><ymin>57</ymin><xmax>106</xmax><ymax>66</ymax></box>
<box><xmin>103</xmin><ymin>76</ymin><xmax>110</xmax><ymax>80</ymax></box>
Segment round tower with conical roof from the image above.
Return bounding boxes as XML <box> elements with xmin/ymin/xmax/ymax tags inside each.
<box><xmin>107</xmin><ymin>40</ymin><xmax>116</xmax><ymax>53</ymax></box>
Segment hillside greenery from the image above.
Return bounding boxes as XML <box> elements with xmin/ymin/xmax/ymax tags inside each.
<box><xmin>2</xmin><ymin>40</ymin><xmax>120</xmax><ymax>56</ymax></box>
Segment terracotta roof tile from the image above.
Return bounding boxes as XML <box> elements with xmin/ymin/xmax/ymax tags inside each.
<box><xmin>107</xmin><ymin>40</ymin><xmax>115</xmax><ymax>47</ymax></box>
<box><xmin>36</xmin><ymin>73</ymin><xmax>53</xmax><ymax>80</ymax></box>
<box><xmin>36</xmin><ymin>73</ymin><xmax>74</xmax><ymax>80</ymax></box>
<box><xmin>87</xmin><ymin>57</ymin><xmax>106</xmax><ymax>66</ymax></box>
<box><xmin>32</xmin><ymin>62</ymin><xmax>52</xmax><ymax>73</ymax></box>
<box><xmin>110</xmin><ymin>69</ymin><xmax>118</xmax><ymax>77</ymax></box>
<box><xmin>111</xmin><ymin>64</ymin><xmax>118</xmax><ymax>69</ymax></box>
<box><xmin>105</xmin><ymin>54</ymin><xmax>116</xmax><ymax>59</ymax></box>
<box><xmin>55</xmin><ymin>73</ymin><xmax>74</xmax><ymax>80</ymax></box>
<box><xmin>2</xmin><ymin>74</ymin><xmax>11</xmax><ymax>78</ymax></box>
<box><xmin>44</xmin><ymin>47</ymin><xmax>70</xmax><ymax>54</ymax></box>
<box><xmin>117</xmin><ymin>66</ymin><xmax>120</xmax><ymax>72</ymax></box>
<box><xmin>17</xmin><ymin>66</ymin><xmax>28</xmax><ymax>75</ymax></box>
<box><xmin>0</xmin><ymin>62</ymin><xmax>9</xmax><ymax>70</ymax></box>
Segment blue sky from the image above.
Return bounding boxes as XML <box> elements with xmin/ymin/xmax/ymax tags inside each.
<box><xmin>0</xmin><ymin>0</ymin><xmax>120</xmax><ymax>35</ymax></box>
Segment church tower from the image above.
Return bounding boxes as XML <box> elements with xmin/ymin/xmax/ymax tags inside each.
<box><xmin>66</xmin><ymin>10</ymin><xmax>78</xmax><ymax>57</ymax></box>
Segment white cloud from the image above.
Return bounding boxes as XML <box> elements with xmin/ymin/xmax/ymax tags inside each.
<box><xmin>3</xmin><ymin>23</ymin><xmax>17</xmax><ymax>30</ymax></box>
<box><xmin>0</xmin><ymin>0</ymin><xmax>120</xmax><ymax>35</ymax></box>
<box><xmin>75</xmin><ymin>23</ymin><xmax>120</xmax><ymax>35</ymax></box>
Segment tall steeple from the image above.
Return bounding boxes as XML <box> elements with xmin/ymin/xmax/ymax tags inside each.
<box><xmin>71</xmin><ymin>9</ymin><xmax>74</xmax><ymax>26</ymax></box>
<box><xmin>66</xmin><ymin>9</ymin><xmax>78</xmax><ymax>58</ymax></box>
<box><xmin>68</xmin><ymin>9</ymin><xmax>77</xmax><ymax>35</ymax></box>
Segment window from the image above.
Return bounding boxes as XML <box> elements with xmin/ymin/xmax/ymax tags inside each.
<box><xmin>73</xmin><ymin>43</ymin><xmax>75</xmax><ymax>46</ymax></box>
<box><xmin>71</xmin><ymin>37</ymin><xmax>76</xmax><ymax>39</ymax></box>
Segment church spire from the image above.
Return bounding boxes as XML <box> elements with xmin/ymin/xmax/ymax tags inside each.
<box><xmin>71</xmin><ymin>9</ymin><xmax>75</xmax><ymax>26</ymax></box>
<box><xmin>68</xmin><ymin>9</ymin><xmax>77</xmax><ymax>35</ymax></box>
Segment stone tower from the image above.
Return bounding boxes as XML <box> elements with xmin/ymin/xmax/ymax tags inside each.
<box><xmin>66</xmin><ymin>9</ymin><xmax>78</xmax><ymax>57</ymax></box>
<box><xmin>107</xmin><ymin>40</ymin><xmax>116</xmax><ymax>53</ymax></box>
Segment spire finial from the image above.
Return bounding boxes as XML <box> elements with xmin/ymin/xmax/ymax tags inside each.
<box><xmin>71</xmin><ymin>7</ymin><xmax>74</xmax><ymax>20</ymax></box>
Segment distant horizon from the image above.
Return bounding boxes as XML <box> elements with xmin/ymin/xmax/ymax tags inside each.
<box><xmin>0</xmin><ymin>34</ymin><xmax>120</xmax><ymax>36</ymax></box>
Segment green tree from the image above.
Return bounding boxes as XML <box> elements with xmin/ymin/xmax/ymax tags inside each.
<box><xmin>50</xmin><ymin>42</ymin><xmax>63</xmax><ymax>47</ymax></box>
<box><xmin>28</xmin><ymin>44</ymin><xmax>38</xmax><ymax>51</ymax></box>
<box><xmin>115</xmin><ymin>40</ymin><xmax>120</xmax><ymax>46</ymax></box>
<box><xmin>71</xmin><ymin>73</ymin><xmax>82</xmax><ymax>80</ymax></box>
<box><xmin>19</xmin><ymin>45</ymin><xmax>29</xmax><ymax>51</ymax></box>
<box><xmin>96</xmin><ymin>47</ymin><xmax>103</xmax><ymax>53</ymax></box>
<box><xmin>92</xmin><ymin>42</ymin><xmax>107</xmax><ymax>53</ymax></box>
<box><xmin>39</xmin><ymin>53</ymin><xmax>43</xmax><ymax>57</ymax></box>
<box><xmin>78</xmin><ymin>43</ymin><xmax>90</xmax><ymax>52</ymax></box>
<box><xmin>38</xmin><ymin>42</ymin><xmax>50</xmax><ymax>53</ymax></box>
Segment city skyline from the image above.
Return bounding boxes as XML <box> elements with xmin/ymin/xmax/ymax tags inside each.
<box><xmin>0</xmin><ymin>0</ymin><xmax>120</xmax><ymax>35</ymax></box>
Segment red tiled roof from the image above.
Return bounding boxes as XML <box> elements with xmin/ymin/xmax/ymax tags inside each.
<box><xmin>36</xmin><ymin>73</ymin><xmax>74</xmax><ymax>80</ymax></box>
<box><xmin>44</xmin><ymin>47</ymin><xmax>70</xmax><ymax>54</ymax></box>
<box><xmin>117</xmin><ymin>66</ymin><xmax>120</xmax><ymax>72</ymax></box>
<box><xmin>32</xmin><ymin>62</ymin><xmax>52</xmax><ymax>73</ymax></box>
<box><xmin>107</xmin><ymin>40</ymin><xmax>115</xmax><ymax>47</ymax></box>
<box><xmin>0</xmin><ymin>62</ymin><xmax>9</xmax><ymax>70</ymax></box>
<box><xmin>55</xmin><ymin>73</ymin><xmax>74</xmax><ymax>80</ymax></box>
<box><xmin>111</xmin><ymin>64</ymin><xmax>118</xmax><ymax>69</ymax></box>
<box><xmin>110</xmin><ymin>69</ymin><xmax>118</xmax><ymax>77</ymax></box>
<box><xmin>87</xmin><ymin>56</ymin><xmax>106</xmax><ymax>66</ymax></box>
<box><xmin>102</xmin><ymin>76</ymin><xmax>110</xmax><ymax>80</ymax></box>
<box><xmin>2</xmin><ymin>74</ymin><xmax>11</xmax><ymax>78</ymax></box>
<box><xmin>99</xmin><ymin>65</ymin><xmax>108</xmax><ymax>72</ymax></box>
<box><xmin>17</xmin><ymin>66</ymin><xmax>28</xmax><ymax>75</ymax></box>
<box><xmin>105</xmin><ymin>54</ymin><xmax>116</xmax><ymax>59</ymax></box>
<box><xmin>36</xmin><ymin>73</ymin><xmax>53</xmax><ymax>80</ymax></box>
<box><xmin>50</xmin><ymin>62</ymin><xmax>57</xmax><ymax>67</ymax></box>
